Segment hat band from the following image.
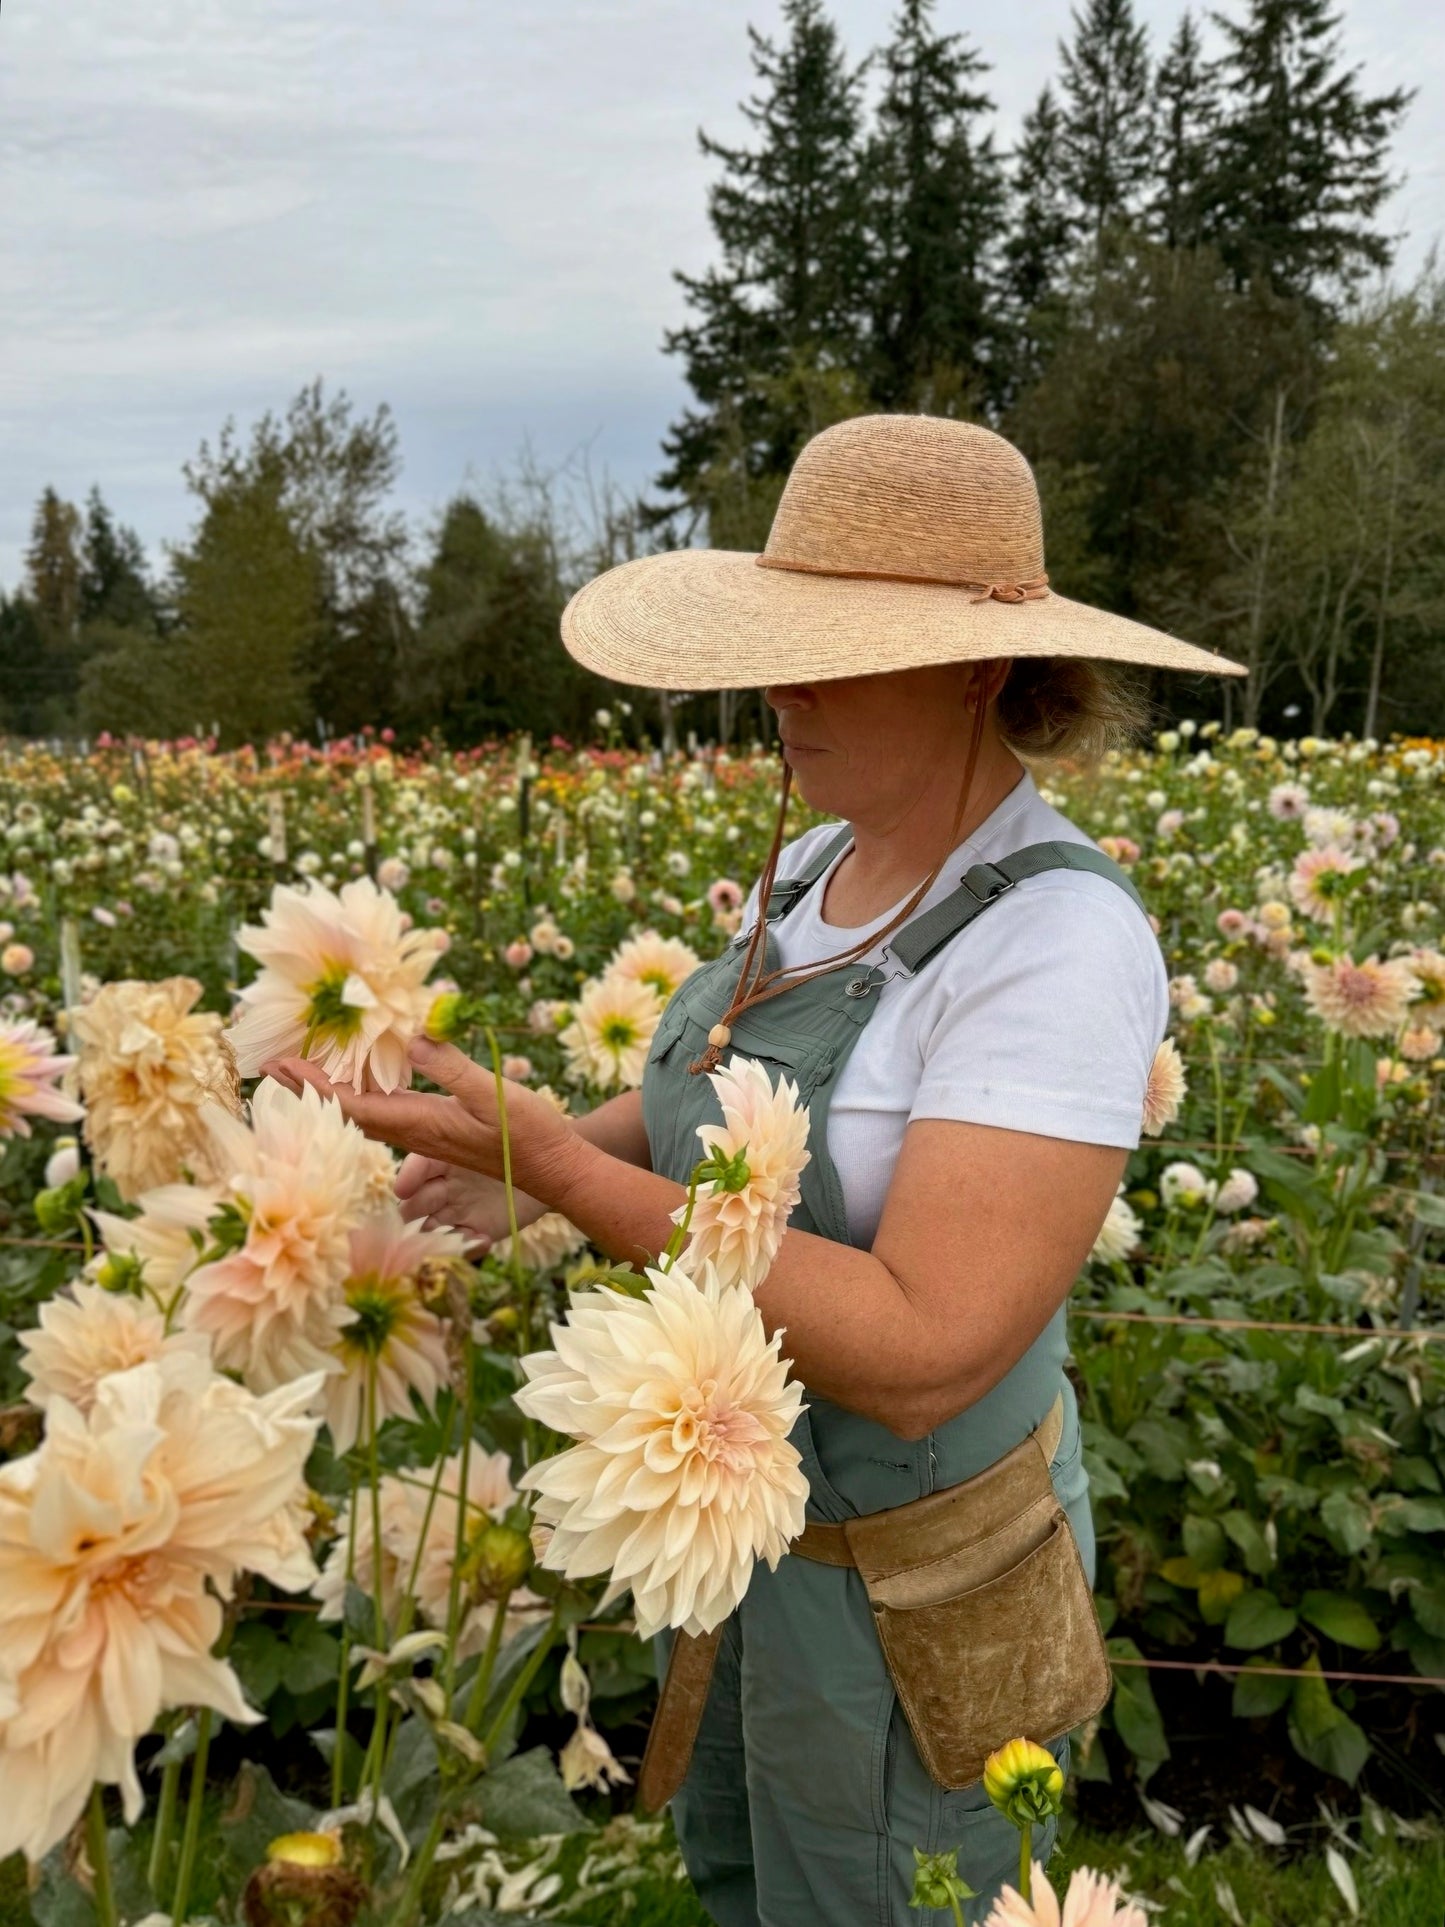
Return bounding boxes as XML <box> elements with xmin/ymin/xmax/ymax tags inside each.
<box><xmin>756</xmin><ymin>553</ymin><xmax>1050</xmax><ymax>604</ymax></box>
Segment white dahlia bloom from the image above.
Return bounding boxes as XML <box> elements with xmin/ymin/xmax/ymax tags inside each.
<box><xmin>516</xmin><ymin>1263</ymin><xmax>809</xmax><ymax>1638</ymax></box>
<box><xmin>677</xmin><ymin>1057</ymin><xmax>811</xmax><ymax>1291</ymax></box>
<box><xmin>179</xmin><ymin>1080</ymin><xmax>376</xmax><ymax>1392</ymax></box>
<box><xmin>229</xmin><ymin>877</ymin><xmax>448</xmax><ymax>1094</ymax></box>
<box><xmin>0</xmin><ymin>1353</ymin><xmax>319</xmax><ymax>1862</ymax></box>
<box><xmin>1090</xmin><ymin>1189</ymin><xmax>1141</xmax><ymax>1265</ymax></box>
<box><xmin>1160</xmin><ymin>1161</ymin><xmax>1217</xmax><ymax>1209</ymax></box>
<box><xmin>1214</xmin><ymin>1168</ymin><xmax>1260</xmax><ymax>1214</ymax></box>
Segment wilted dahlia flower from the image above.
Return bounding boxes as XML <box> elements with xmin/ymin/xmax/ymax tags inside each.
<box><xmin>0</xmin><ymin>1019</ymin><xmax>83</xmax><ymax>1141</ymax></box>
<box><xmin>230</xmin><ymin>877</ymin><xmax>449</xmax><ymax>1094</ymax></box>
<box><xmin>677</xmin><ymin>1057</ymin><xmax>811</xmax><ymax>1291</ymax></box>
<box><xmin>70</xmin><ymin>977</ymin><xmax>239</xmax><ymax>1200</ymax></box>
<box><xmin>1302</xmin><ymin>954</ymin><xmax>1418</xmax><ymax>1040</ymax></box>
<box><xmin>515</xmin><ymin>1262</ymin><xmax>809</xmax><ymax>1638</ymax></box>
<box><xmin>0</xmin><ymin>1353</ymin><xmax>319</xmax><ymax>1862</ymax></box>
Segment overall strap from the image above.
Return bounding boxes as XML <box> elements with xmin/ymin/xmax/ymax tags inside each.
<box><xmin>762</xmin><ymin>826</ymin><xmax>853</xmax><ymax>922</ymax></box>
<box><xmin>888</xmin><ymin>839</ymin><xmax>1151</xmax><ymax>977</ymax></box>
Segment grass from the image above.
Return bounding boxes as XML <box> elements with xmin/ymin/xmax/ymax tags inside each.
<box><xmin>3</xmin><ymin>1813</ymin><xmax>1441</xmax><ymax>1923</ymax></box>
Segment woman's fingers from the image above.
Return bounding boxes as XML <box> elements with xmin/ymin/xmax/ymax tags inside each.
<box><xmin>395</xmin><ymin>1152</ymin><xmax>448</xmax><ymax>1201</ymax></box>
<box><xmin>408</xmin><ymin>1036</ymin><xmax>495</xmax><ymax>1112</ymax></box>
<box><xmin>397</xmin><ymin>1176</ymin><xmax>453</xmax><ymax>1225</ymax></box>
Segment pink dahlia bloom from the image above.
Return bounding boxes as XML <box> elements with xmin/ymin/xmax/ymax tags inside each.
<box><xmin>1287</xmin><ymin>846</ymin><xmax>1359</xmax><ymax>923</ymax></box>
<box><xmin>985</xmin><ymin>1863</ymin><xmax>1149</xmax><ymax>1927</ymax></box>
<box><xmin>1302</xmin><ymin>954</ymin><xmax>1418</xmax><ymax>1041</ymax></box>
<box><xmin>0</xmin><ymin>1020</ymin><xmax>83</xmax><ymax>1141</ymax></box>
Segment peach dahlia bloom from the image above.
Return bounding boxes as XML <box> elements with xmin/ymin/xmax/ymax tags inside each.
<box><xmin>0</xmin><ymin>1354</ymin><xmax>319</xmax><ymax>1862</ymax></box>
<box><xmin>493</xmin><ymin>1211</ymin><xmax>588</xmax><ymax>1273</ymax></box>
<box><xmin>1302</xmin><ymin>954</ymin><xmax>1418</xmax><ymax>1040</ymax></box>
<box><xmin>1407</xmin><ymin>947</ymin><xmax>1445</xmax><ymax>1020</ymax></box>
<box><xmin>1140</xmin><ymin>1037</ymin><xmax>1187</xmax><ymax>1137</ymax></box>
<box><xmin>557</xmin><ymin>974</ymin><xmax>662</xmax><ymax>1091</ymax></box>
<box><xmin>18</xmin><ymin>1282</ymin><xmax>210</xmax><ymax>1415</ymax></box>
<box><xmin>180</xmin><ymin>1080</ymin><xmax>376</xmax><ymax>1392</ymax></box>
<box><xmin>230</xmin><ymin>877</ymin><xmax>448</xmax><ymax>1094</ymax></box>
<box><xmin>69</xmin><ymin>977</ymin><xmax>239</xmax><ymax>1201</ymax></box>
<box><xmin>515</xmin><ymin>1262</ymin><xmax>809</xmax><ymax>1638</ymax></box>
<box><xmin>678</xmin><ymin>1057</ymin><xmax>811</xmax><ymax>1292</ymax></box>
<box><xmin>0</xmin><ymin>1019</ymin><xmax>83</xmax><ymax>1141</ymax></box>
<box><xmin>985</xmin><ymin>1864</ymin><xmax>1148</xmax><ymax>1927</ymax></box>
<box><xmin>606</xmin><ymin>931</ymin><xmax>702</xmax><ymax>1000</ymax></box>
<box><xmin>1287</xmin><ymin>846</ymin><xmax>1359</xmax><ymax>923</ymax></box>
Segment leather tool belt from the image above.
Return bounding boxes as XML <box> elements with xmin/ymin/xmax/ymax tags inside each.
<box><xmin>636</xmin><ymin>1394</ymin><xmax>1113</xmax><ymax>1811</ymax></box>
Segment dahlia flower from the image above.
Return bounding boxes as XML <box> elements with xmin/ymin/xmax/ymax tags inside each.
<box><xmin>1213</xmin><ymin>1168</ymin><xmax>1260</xmax><ymax>1214</ymax></box>
<box><xmin>1090</xmin><ymin>1189</ymin><xmax>1140</xmax><ymax>1264</ymax></box>
<box><xmin>677</xmin><ymin>1057</ymin><xmax>810</xmax><ymax>1291</ymax></box>
<box><xmin>1287</xmin><ymin>847</ymin><xmax>1359</xmax><ymax>923</ymax></box>
<box><xmin>1140</xmin><ymin>1038</ymin><xmax>1187</xmax><ymax>1137</ymax></box>
<box><xmin>557</xmin><ymin>974</ymin><xmax>662</xmax><ymax>1090</ymax></box>
<box><xmin>315</xmin><ymin>1447</ymin><xmax>541</xmax><ymax>1659</ymax></box>
<box><xmin>1407</xmin><ymin>948</ymin><xmax>1445</xmax><ymax>1019</ymax></box>
<box><xmin>229</xmin><ymin>877</ymin><xmax>449</xmax><ymax>1094</ymax></box>
<box><xmin>180</xmin><ymin>1080</ymin><xmax>377</xmax><ymax>1392</ymax></box>
<box><xmin>516</xmin><ymin>1262</ymin><xmax>809</xmax><ymax>1638</ymax></box>
<box><xmin>1266</xmin><ymin>782</ymin><xmax>1309</xmax><ymax>820</ymax></box>
<box><xmin>985</xmin><ymin>1864</ymin><xmax>1148</xmax><ymax>1927</ymax></box>
<box><xmin>0</xmin><ymin>1353</ymin><xmax>319</xmax><ymax>1862</ymax></box>
<box><xmin>18</xmin><ymin>1282</ymin><xmax>210</xmax><ymax>1414</ymax></box>
<box><xmin>1400</xmin><ymin>1023</ymin><xmax>1442</xmax><ymax>1063</ymax></box>
<box><xmin>494</xmin><ymin>1211</ymin><xmax>588</xmax><ymax>1273</ymax></box>
<box><xmin>0</xmin><ymin>1019</ymin><xmax>83</xmax><ymax>1141</ymax></box>
<box><xmin>1302</xmin><ymin>954</ymin><xmax>1418</xmax><ymax>1040</ymax></box>
<box><xmin>69</xmin><ymin>978</ymin><xmax>239</xmax><ymax>1200</ymax></box>
<box><xmin>607</xmin><ymin>931</ymin><xmax>702</xmax><ymax>1000</ymax></box>
<box><xmin>1160</xmin><ymin>1162</ymin><xmax>1216</xmax><ymax>1209</ymax></box>
<box><xmin>322</xmin><ymin>1209</ymin><xmax>461</xmax><ymax>1455</ymax></box>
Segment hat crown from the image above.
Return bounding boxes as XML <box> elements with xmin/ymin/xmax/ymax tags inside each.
<box><xmin>762</xmin><ymin>414</ymin><xmax>1045</xmax><ymax>587</ymax></box>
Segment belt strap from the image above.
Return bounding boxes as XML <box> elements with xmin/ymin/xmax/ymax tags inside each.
<box><xmin>792</xmin><ymin>1393</ymin><xmax>1066</xmax><ymax>1569</ymax></box>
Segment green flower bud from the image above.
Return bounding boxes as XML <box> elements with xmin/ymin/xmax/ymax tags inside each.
<box><xmin>464</xmin><ymin>1521</ymin><xmax>533</xmax><ymax>1600</ymax></box>
<box><xmin>908</xmin><ymin>1846</ymin><xmax>976</xmax><ymax>1911</ymax></box>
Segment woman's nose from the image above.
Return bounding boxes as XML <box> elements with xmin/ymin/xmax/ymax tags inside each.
<box><xmin>764</xmin><ymin>684</ymin><xmax>814</xmax><ymax>713</ymax></box>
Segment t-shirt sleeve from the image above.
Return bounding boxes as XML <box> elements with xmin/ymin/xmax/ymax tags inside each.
<box><xmin>908</xmin><ymin>878</ymin><xmax>1168</xmax><ymax>1149</ymax></box>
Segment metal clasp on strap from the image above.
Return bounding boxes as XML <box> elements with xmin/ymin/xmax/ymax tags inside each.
<box><xmin>875</xmin><ymin>943</ymin><xmax>916</xmax><ymax>986</ymax></box>
<box><xmin>961</xmin><ymin>861</ymin><xmax>1016</xmax><ymax>905</ymax></box>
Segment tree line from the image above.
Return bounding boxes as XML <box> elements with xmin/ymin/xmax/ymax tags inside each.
<box><xmin>4</xmin><ymin>0</ymin><xmax>1443</xmax><ymax>748</ymax></box>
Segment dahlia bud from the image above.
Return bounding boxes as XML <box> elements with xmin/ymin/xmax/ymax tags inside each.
<box><xmin>425</xmin><ymin>991</ymin><xmax>468</xmax><ymax>1042</ymax></box>
<box><xmin>464</xmin><ymin>1521</ymin><xmax>533</xmax><ymax>1600</ymax></box>
<box><xmin>907</xmin><ymin>1846</ymin><xmax>977</xmax><ymax>1912</ymax></box>
<box><xmin>983</xmin><ymin>1738</ymin><xmax>1065</xmax><ymax>1830</ymax></box>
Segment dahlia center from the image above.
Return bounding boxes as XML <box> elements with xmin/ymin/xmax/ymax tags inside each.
<box><xmin>672</xmin><ymin>1378</ymin><xmax>767</xmax><ymax>1471</ymax></box>
<box><xmin>600</xmin><ymin>1017</ymin><xmax>637</xmax><ymax>1051</ymax></box>
<box><xmin>304</xmin><ymin>964</ymin><xmax>364</xmax><ymax>1044</ymax></box>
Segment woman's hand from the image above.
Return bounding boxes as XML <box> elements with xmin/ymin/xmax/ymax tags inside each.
<box><xmin>393</xmin><ymin>1155</ymin><xmax>548</xmax><ymax>1253</ymax></box>
<box><xmin>259</xmin><ymin>1036</ymin><xmax>581</xmax><ymax>1204</ymax></box>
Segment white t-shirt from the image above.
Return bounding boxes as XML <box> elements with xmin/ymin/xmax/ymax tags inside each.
<box><xmin>738</xmin><ymin>765</ymin><xmax>1169</xmax><ymax>1248</ymax></box>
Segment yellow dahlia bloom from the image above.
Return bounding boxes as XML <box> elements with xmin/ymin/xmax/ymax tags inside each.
<box><xmin>69</xmin><ymin>978</ymin><xmax>238</xmax><ymax>1201</ymax></box>
<box><xmin>1302</xmin><ymin>954</ymin><xmax>1417</xmax><ymax>1040</ymax></box>
<box><xmin>607</xmin><ymin>930</ymin><xmax>702</xmax><ymax>1001</ymax></box>
<box><xmin>678</xmin><ymin>1057</ymin><xmax>811</xmax><ymax>1291</ymax></box>
<box><xmin>557</xmin><ymin>973</ymin><xmax>662</xmax><ymax>1090</ymax></box>
<box><xmin>0</xmin><ymin>1019</ymin><xmax>83</xmax><ymax>1141</ymax></box>
<box><xmin>516</xmin><ymin>1262</ymin><xmax>809</xmax><ymax>1638</ymax></box>
<box><xmin>984</xmin><ymin>1738</ymin><xmax>1065</xmax><ymax>1824</ymax></box>
<box><xmin>984</xmin><ymin>1864</ymin><xmax>1148</xmax><ymax>1927</ymax></box>
<box><xmin>230</xmin><ymin>877</ymin><xmax>448</xmax><ymax>1094</ymax></box>
<box><xmin>1140</xmin><ymin>1037</ymin><xmax>1187</xmax><ymax>1137</ymax></box>
<box><xmin>18</xmin><ymin>1281</ymin><xmax>210</xmax><ymax>1414</ymax></box>
<box><xmin>0</xmin><ymin>1353</ymin><xmax>319</xmax><ymax>1862</ymax></box>
<box><xmin>180</xmin><ymin>1080</ymin><xmax>376</xmax><ymax>1392</ymax></box>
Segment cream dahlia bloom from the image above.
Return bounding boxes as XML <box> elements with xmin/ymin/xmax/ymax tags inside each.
<box><xmin>0</xmin><ymin>1354</ymin><xmax>319</xmax><ymax>1862</ymax></box>
<box><xmin>230</xmin><ymin>877</ymin><xmax>448</xmax><ymax>1094</ymax></box>
<box><xmin>0</xmin><ymin>1019</ymin><xmax>83</xmax><ymax>1141</ymax></box>
<box><xmin>1140</xmin><ymin>1037</ymin><xmax>1187</xmax><ymax>1137</ymax></box>
<box><xmin>1287</xmin><ymin>846</ymin><xmax>1359</xmax><ymax>923</ymax></box>
<box><xmin>180</xmin><ymin>1080</ymin><xmax>377</xmax><ymax>1392</ymax></box>
<box><xmin>322</xmin><ymin>1209</ymin><xmax>462</xmax><ymax>1455</ymax></box>
<box><xmin>557</xmin><ymin>974</ymin><xmax>662</xmax><ymax>1090</ymax></box>
<box><xmin>1302</xmin><ymin>954</ymin><xmax>1418</xmax><ymax>1040</ymax></box>
<box><xmin>516</xmin><ymin>1263</ymin><xmax>809</xmax><ymax>1638</ymax></box>
<box><xmin>315</xmin><ymin>1447</ymin><xmax>541</xmax><ymax>1659</ymax></box>
<box><xmin>18</xmin><ymin>1282</ymin><xmax>210</xmax><ymax>1414</ymax></box>
<box><xmin>1407</xmin><ymin>948</ymin><xmax>1445</xmax><ymax>1020</ymax></box>
<box><xmin>985</xmin><ymin>1864</ymin><xmax>1148</xmax><ymax>1927</ymax></box>
<box><xmin>677</xmin><ymin>1057</ymin><xmax>811</xmax><ymax>1291</ymax></box>
<box><xmin>607</xmin><ymin>931</ymin><xmax>702</xmax><ymax>1001</ymax></box>
<box><xmin>1400</xmin><ymin>1023</ymin><xmax>1442</xmax><ymax>1063</ymax></box>
<box><xmin>89</xmin><ymin>1181</ymin><xmax>219</xmax><ymax>1300</ymax></box>
<box><xmin>69</xmin><ymin>978</ymin><xmax>239</xmax><ymax>1200</ymax></box>
<box><xmin>1090</xmin><ymin>1189</ymin><xmax>1141</xmax><ymax>1265</ymax></box>
<box><xmin>494</xmin><ymin>1212</ymin><xmax>588</xmax><ymax>1273</ymax></box>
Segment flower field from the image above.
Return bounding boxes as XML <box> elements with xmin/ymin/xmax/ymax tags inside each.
<box><xmin>0</xmin><ymin>721</ymin><xmax>1442</xmax><ymax>1923</ymax></box>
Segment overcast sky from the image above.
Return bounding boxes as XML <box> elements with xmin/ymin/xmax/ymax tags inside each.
<box><xmin>2</xmin><ymin>0</ymin><xmax>1441</xmax><ymax>593</ymax></box>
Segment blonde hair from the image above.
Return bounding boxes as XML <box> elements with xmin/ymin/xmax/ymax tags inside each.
<box><xmin>994</xmin><ymin>656</ymin><xmax>1156</xmax><ymax>770</ymax></box>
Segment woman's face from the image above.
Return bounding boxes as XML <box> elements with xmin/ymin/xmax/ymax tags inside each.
<box><xmin>763</xmin><ymin>663</ymin><xmax>992</xmax><ymax>823</ymax></box>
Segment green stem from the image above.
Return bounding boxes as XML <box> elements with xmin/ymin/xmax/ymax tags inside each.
<box><xmin>394</xmin><ymin>1804</ymin><xmax>449</xmax><ymax>1927</ymax></box>
<box><xmin>364</xmin><ymin>1358</ymin><xmax>391</xmax><ymax>1803</ymax></box>
<box><xmin>485</xmin><ymin>1028</ymin><xmax>526</xmax><ymax>1296</ymax></box>
<box><xmin>170</xmin><ymin>1706</ymin><xmax>213</xmax><ymax>1927</ymax></box>
<box><xmin>1019</xmin><ymin>1821</ymin><xmax>1032</xmax><ymax>1903</ymax></box>
<box><xmin>442</xmin><ymin>1340</ymin><xmax>476</xmax><ymax>1709</ymax></box>
<box><xmin>86</xmin><ymin>1788</ymin><xmax>118</xmax><ymax>1927</ymax></box>
<box><xmin>949</xmin><ymin>1897</ymin><xmax>966</xmax><ymax>1927</ymax></box>
<box><xmin>147</xmin><ymin>1747</ymin><xmax>182</xmax><ymax>1901</ymax></box>
<box><xmin>482</xmin><ymin>1605</ymin><xmax>562</xmax><ymax>1756</ymax></box>
<box><xmin>659</xmin><ymin>1168</ymin><xmax>703</xmax><ymax>1271</ymax></box>
<box><xmin>462</xmin><ymin>1585</ymin><xmax>512</xmax><ymax>1735</ymax></box>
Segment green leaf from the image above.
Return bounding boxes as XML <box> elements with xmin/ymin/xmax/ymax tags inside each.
<box><xmin>478</xmin><ymin>1746</ymin><xmax>591</xmax><ymax>1840</ymax></box>
<box><xmin>1299</xmin><ymin>1590</ymin><xmax>1382</xmax><ymax>1652</ymax></box>
<box><xmin>1320</xmin><ymin>1489</ymin><xmax>1373</xmax><ymax>1556</ymax></box>
<box><xmin>1127</xmin><ymin>1418</ymin><xmax>1191</xmax><ymax>1481</ymax></box>
<box><xmin>1183</xmin><ymin>1514</ymin><xmax>1227</xmax><ymax>1571</ymax></box>
<box><xmin>278</xmin><ymin>1615</ymin><xmax>343</xmax><ymax>1696</ymax></box>
<box><xmin>1302</xmin><ymin>1056</ymin><xmax>1343</xmax><ymax>1124</ymax></box>
<box><xmin>1107</xmin><ymin>1638</ymin><xmax>1170</xmax><ymax>1782</ymax></box>
<box><xmin>1397</xmin><ymin>1497</ymin><xmax>1445</xmax><ymax>1534</ymax></box>
<box><xmin>1288</xmin><ymin>1661</ymin><xmax>1371</xmax><ymax>1785</ymax></box>
<box><xmin>1232</xmin><ymin>1658</ymin><xmax>1294</xmax><ymax>1719</ymax></box>
<box><xmin>1222</xmin><ymin>1509</ymin><xmax>1273</xmax><ymax>1577</ymax></box>
<box><xmin>1412</xmin><ymin>1580</ymin><xmax>1445</xmax><ymax>1640</ymax></box>
<box><xmin>214</xmin><ymin>1762</ymin><xmax>314</xmax><ymax>1898</ymax></box>
<box><xmin>1224</xmin><ymin>1588</ymin><xmax>1298</xmax><ymax>1651</ymax></box>
<box><xmin>1410</xmin><ymin>1189</ymin><xmax>1445</xmax><ymax>1228</ymax></box>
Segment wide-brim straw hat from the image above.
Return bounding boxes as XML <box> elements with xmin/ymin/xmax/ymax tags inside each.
<box><xmin>561</xmin><ymin>414</ymin><xmax>1247</xmax><ymax>690</ymax></box>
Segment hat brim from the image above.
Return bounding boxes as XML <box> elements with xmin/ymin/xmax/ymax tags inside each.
<box><xmin>561</xmin><ymin>549</ymin><xmax>1248</xmax><ymax>691</ymax></box>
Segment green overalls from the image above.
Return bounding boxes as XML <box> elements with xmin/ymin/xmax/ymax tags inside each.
<box><xmin>640</xmin><ymin>832</ymin><xmax>1151</xmax><ymax>1927</ymax></box>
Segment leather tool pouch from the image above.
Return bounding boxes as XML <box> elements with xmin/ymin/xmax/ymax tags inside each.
<box><xmin>843</xmin><ymin>1433</ymin><xmax>1112</xmax><ymax>1790</ymax></box>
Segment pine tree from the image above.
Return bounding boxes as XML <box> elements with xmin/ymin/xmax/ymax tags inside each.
<box><xmin>1203</xmin><ymin>0</ymin><xmax>1412</xmax><ymax>303</ymax></box>
<box><xmin>24</xmin><ymin>488</ymin><xmax>84</xmax><ymax>648</ymax></box>
<box><xmin>863</xmin><ymin>0</ymin><xmax>1005</xmax><ymax>412</ymax></box>
<box><xmin>78</xmin><ymin>487</ymin><xmax>157</xmax><ymax>632</ymax></box>
<box><xmin>1151</xmin><ymin>12</ymin><xmax>1220</xmax><ymax>250</ymax></box>
<box><xmin>1058</xmin><ymin>0</ymin><xmax>1155</xmax><ymax>248</ymax></box>
<box><xmin>999</xmin><ymin>89</ymin><xmax>1075</xmax><ymax>399</ymax></box>
<box><xmin>656</xmin><ymin>0</ymin><xmax>870</xmax><ymax>542</ymax></box>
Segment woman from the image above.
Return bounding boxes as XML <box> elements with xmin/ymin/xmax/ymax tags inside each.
<box><xmin>267</xmin><ymin>415</ymin><xmax>1245</xmax><ymax>1924</ymax></box>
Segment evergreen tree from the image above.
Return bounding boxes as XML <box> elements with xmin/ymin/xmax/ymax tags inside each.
<box><xmin>78</xmin><ymin>488</ymin><xmax>157</xmax><ymax>632</ymax></box>
<box><xmin>1202</xmin><ymin>0</ymin><xmax>1412</xmax><ymax>304</ymax></box>
<box><xmin>1151</xmin><ymin>12</ymin><xmax>1220</xmax><ymax>250</ymax></box>
<box><xmin>863</xmin><ymin>0</ymin><xmax>1005</xmax><ymax>412</ymax></box>
<box><xmin>999</xmin><ymin>89</ymin><xmax>1075</xmax><ymax>399</ymax></box>
<box><xmin>1058</xmin><ymin>0</ymin><xmax>1155</xmax><ymax>248</ymax></box>
<box><xmin>655</xmin><ymin>0</ymin><xmax>870</xmax><ymax>542</ymax></box>
<box><xmin>0</xmin><ymin>592</ymin><xmax>48</xmax><ymax>737</ymax></box>
<box><xmin>24</xmin><ymin>488</ymin><xmax>84</xmax><ymax>648</ymax></box>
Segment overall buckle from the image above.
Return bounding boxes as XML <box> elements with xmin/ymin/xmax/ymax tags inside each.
<box><xmin>961</xmin><ymin>861</ymin><xmax>1016</xmax><ymax>905</ymax></box>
